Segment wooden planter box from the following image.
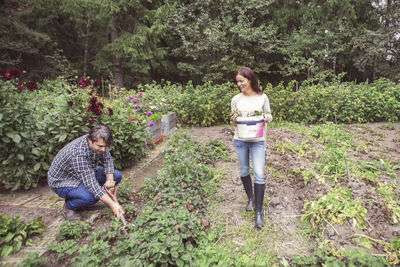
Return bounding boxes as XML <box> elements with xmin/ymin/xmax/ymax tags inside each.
<box><xmin>161</xmin><ymin>112</ymin><xmax>176</xmax><ymax>136</ymax></box>
<box><xmin>147</xmin><ymin>112</ymin><xmax>176</xmax><ymax>142</ymax></box>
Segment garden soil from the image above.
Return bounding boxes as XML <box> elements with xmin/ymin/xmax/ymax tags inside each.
<box><xmin>1</xmin><ymin>122</ymin><xmax>399</xmax><ymax>265</ymax></box>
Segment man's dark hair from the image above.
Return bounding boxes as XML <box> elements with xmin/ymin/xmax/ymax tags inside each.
<box><xmin>88</xmin><ymin>125</ymin><xmax>113</xmax><ymax>146</ymax></box>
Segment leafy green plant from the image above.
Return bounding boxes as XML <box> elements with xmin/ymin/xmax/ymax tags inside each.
<box><xmin>57</xmin><ymin>220</ymin><xmax>90</xmax><ymax>241</ymax></box>
<box><xmin>70</xmin><ymin>240</ymin><xmax>111</xmax><ymax>266</ymax></box>
<box><xmin>0</xmin><ymin>214</ymin><xmax>45</xmax><ymax>258</ymax></box>
<box><xmin>376</xmin><ymin>183</ymin><xmax>400</xmax><ymax>224</ymax></box>
<box><xmin>290</xmin><ymin>246</ymin><xmax>388</xmax><ymax>266</ymax></box>
<box><xmin>379</xmin><ymin>123</ymin><xmax>397</xmax><ymax>130</ymax></box>
<box><xmin>175</xmin><ymin>81</ymin><xmax>237</xmax><ymax>126</ymax></box>
<box><xmin>18</xmin><ymin>252</ymin><xmax>46</xmax><ymax>267</ymax></box>
<box><xmin>301</xmin><ymin>186</ymin><xmax>367</xmax><ymax>236</ymax></box>
<box><xmin>112</xmin><ymin>206</ymin><xmax>203</xmax><ymax>266</ymax></box>
<box><xmin>47</xmin><ymin>240</ymin><xmax>79</xmax><ymax>261</ymax></box>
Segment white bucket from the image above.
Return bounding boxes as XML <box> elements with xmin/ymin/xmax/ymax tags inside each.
<box><xmin>236</xmin><ymin>116</ymin><xmax>264</xmax><ymax>139</ymax></box>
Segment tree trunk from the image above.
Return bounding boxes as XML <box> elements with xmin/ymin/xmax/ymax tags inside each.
<box><xmin>83</xmin><ymin>17</ymin><xmax>90</xmax><ymax>78</ymax></box>
<box><xmin>110</xmin><ymin>17</ymin><xmax>123</xmax><ymax>91</ymax></box>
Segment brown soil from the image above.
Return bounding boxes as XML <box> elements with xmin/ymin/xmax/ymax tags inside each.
<box><xmin>188</xmin><ymin>122</ymin><xmax>400</xmax><ymax>258</ymax></box>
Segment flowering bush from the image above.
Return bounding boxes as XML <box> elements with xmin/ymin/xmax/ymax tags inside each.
<box><xmin>0</xmin><ymin>77</ymin><xmax>153</xmax><ymax>190</ymax></box>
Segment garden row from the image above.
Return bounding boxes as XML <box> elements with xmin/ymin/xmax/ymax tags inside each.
<box><xmin>1</xmin><ymin>75</ymin><xmax>400</xmax><ymax>190</ymax></box>
<box><xmin>18</xmin><ymin>131</ymin><xmax>230</xmax><ymax>266</ymax></box>
<box><xmin>272</xmin><ymin>122</ymin><xmax>400</xmax><ymax>265</ymax></box>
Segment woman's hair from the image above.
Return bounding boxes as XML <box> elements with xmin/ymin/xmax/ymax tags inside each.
<box><xmin>236</xmin><ymin>67</ymin><xmax>261</xmax><ymax>93</ymax></box>
<box><xmin>88</xmin><ymin>125</ymin><xmax>113</xmax><ymax>146</ymax></box>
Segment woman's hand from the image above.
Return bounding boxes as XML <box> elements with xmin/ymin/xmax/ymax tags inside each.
<box><xmin>262</xmin><ymin>113</ymin><xmax>273</xmax><ymax>123</ymax></box>
<box><xmin>229</xmin><ymin>111</ymin><xmax>239</xmax><ymax>125</ymax></box>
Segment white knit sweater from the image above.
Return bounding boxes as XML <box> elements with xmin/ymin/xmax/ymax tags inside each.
<box><xmin>231</xmin><ymin>93</ymin><xmax>272</xmax><ymax>142</ymax></box>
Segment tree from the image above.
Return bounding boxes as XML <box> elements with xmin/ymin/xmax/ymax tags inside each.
<box><xmin>353</xmin><ymin>0</ymin><xmax>400</xmax><ymax>81</ymax></box>
<box><xmin>166</xmin><ymin>0</ymin><xmax>277</xmax><ymax>84</ymax></box>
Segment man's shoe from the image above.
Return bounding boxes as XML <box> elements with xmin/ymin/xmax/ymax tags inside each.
<box><xmin>62</xmin><ymin>205</ymin><xmax>81</xmax><ymax>221</ymax></box>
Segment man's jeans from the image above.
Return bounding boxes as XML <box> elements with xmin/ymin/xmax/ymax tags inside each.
<box><xmin>233</xmin><ymin>140</ymin><xmax>265</xmax><ymax>184</ymax></box>
<box><xmin>52</xmin><ymin>167</ymin><xmax>122</xmax><ymax>210</ymax></box>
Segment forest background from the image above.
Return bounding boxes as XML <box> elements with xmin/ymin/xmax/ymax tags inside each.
<box><xmin>1</xmin><ymin>0</ymin><xmax>399</xmax><ymax>89</ymax></box>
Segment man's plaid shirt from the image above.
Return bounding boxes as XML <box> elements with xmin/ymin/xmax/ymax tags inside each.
<box><xmin>48</xmin><ymin>135</ymin><xmax>114</xmax><ymax>199</ymax></box>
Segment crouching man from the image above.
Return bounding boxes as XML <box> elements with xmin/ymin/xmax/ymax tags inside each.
<box><xmin>48</xmin><ymin>125</ymin><xmax>124</xmax><ymax>220</ymax></box>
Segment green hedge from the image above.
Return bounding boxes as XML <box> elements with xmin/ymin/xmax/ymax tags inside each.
<box><xmin>267</xmin><ymin>78</ymin><xmax>400</xmax><ymax>124</ymax></box>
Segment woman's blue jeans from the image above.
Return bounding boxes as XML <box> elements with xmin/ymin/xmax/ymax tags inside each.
<box><xmin>52</xmin><ymin>167</ymin><xmax>122</xmax><ymax>210</ymax></box>
<box><xmin>233</xmin><ymin>140</ymin><xmax>265</xmax><ymax>184</ymax></box>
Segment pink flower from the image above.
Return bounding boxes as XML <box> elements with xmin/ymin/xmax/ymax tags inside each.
<box><xmin>132</xmin><ymin>98</ymin><xmax>138</xmax><ymax>103</ymax></box>
<box><xmin>139</xmin><ymin>93</ymin><xmax>143</xmax><ymax>97</ymax></box>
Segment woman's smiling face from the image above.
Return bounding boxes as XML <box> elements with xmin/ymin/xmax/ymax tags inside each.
<box><xmin>236</xmin><ymin>74</ymin><xmax>253</xmax><ymax>95</ymax></box>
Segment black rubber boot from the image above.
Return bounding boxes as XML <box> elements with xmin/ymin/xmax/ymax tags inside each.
<box><xmin>240</xmin><ymin>175</ymin><xmax>253</xmax><ymax>212</ymax></box>
<box><xmin>254</xmin><ymin>183</ymin><xmax>265</xmax><ymax>229</ymax></box>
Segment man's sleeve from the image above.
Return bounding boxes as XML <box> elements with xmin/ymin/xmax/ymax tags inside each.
<box><xmin>101</xmin><ymin>148</ymin><xmax>115</xmax><ymax>174</ymax></box>
<box><xmin>71</xmin><ymin>154</ymin><xmax>105</xmax><ymax>199</ymax></box>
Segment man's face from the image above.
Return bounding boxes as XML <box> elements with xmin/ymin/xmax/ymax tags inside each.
<box><xmin>88</xmin><ymin>138</ymin><xmax>107</xmax><ymax>155</ymax></box>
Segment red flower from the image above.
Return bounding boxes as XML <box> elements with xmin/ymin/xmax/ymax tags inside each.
<box><xmin>89</xmin><ymin>96</ymin><xmax>98</xmax><ymax>105</ymax></box>
<box><xmin>66</xmin><ymin>89</ymin><xmax>72</xmax><ymax>94</ymax></box>
<box><xmin>93</xmin><ymin>79</ymin><xmax>99</xmax><ymax>87</ymax></box>
<box><xmin>97</xmin><ymin>102</ymin><xmax>104</xmax><ymax>109</ymax></box>
<box><xmin>9</xmin><ymin>67</ymin><xmax>22</xmax><ymax>79</ymax></box>
<box><xmin>17</xmin><ymin>82</ymin><xmax>25</xmax><ymax>91</ymax></box>
<box><xmin>26</xmin><ymin>80</ymin><xmax>37</xmax><ymax>91</ymax></box>
<box><xmin>78</xmin><ymin>77</ymin><xmax>90</xmax><ymax>87</ymax></box>
<box><xmin>108</xmin><ymin>107</ymin><xmax>114</xmax><ymax>116</ymax></box>
<box><xmin>88</xmin><ymin>118</ymin><xmax>94</xmax><ymax>124</ymax></box>
<box><xmin>3</xmin><ymin>71</ymin><xmax>11</xmax><ymax>80</ymax></box>
<box><xmin>129</xmin><ymin>116</ymin><xmax>135</xmax><ymax>121</ymax></box>
<box><xmin>93</xmin><ymin>108</ymin><xmax>102</xmax><ymax>116</ymax></box>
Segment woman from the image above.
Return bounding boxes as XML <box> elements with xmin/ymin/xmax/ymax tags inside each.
<box><xmin>230</xmin><ymin>67</ymin><xmax>272</xmax><ymax>229</ymax></box>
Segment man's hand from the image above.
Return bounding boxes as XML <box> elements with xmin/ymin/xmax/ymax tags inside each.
<box><xmin>104</xmin><ymin>179</ymin><xmax>115</xmax><ymax>189</ymax></box>
<box><xmin>104</xmin><ymin>173</ymin><xmax>115</xmax><ymax>188</ymax></box>
<box><xmin>110</xmin><ymin>202</ymin><xmax>124</xmax><ymax>219</ymax></box>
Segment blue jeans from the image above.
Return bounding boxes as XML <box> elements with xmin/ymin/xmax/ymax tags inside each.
<box><xmin>52</xmin><ymin>167</ymin><xmax>122</xmax><ymax>210</ymax></box>
<box><xmin>234</xmin><ymin>140</ymin><xmax>265</xmax><ymax>184</ymax></box>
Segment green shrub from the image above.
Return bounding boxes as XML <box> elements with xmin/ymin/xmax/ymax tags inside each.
<box><xmin>0</xmin><ymin>214</ymin><xmax>45</xmax><ymax>258</ymax></box>
<box><xmin>175</xmin><ymin>81</ymin><xmax>237</xmax><ymax>126</ymax></box>
<box><xmin>267</xmin><ymin>78</ymin><xmax>400</xmax><ymax>124</ymax></box>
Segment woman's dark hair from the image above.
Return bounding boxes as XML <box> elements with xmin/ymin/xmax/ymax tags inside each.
<box><xmin>236</xmin><ymin>67</ymin><xmax>261</xmax><ymax>93</ymax></box>
<box><xmin>88</xmin><ymin>125</ymin><xmax>113</xmax><ymax>146</ymax></box>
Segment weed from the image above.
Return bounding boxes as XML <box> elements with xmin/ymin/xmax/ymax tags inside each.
<box><xmin>47</xmin><ymin>240</ymin><xmax>78</xmax><ymax>261</ymax></box>
<box><xmin>376</xmin><ymin>183</ymin><xmax>400</xmax><ymax>224</ymax></box>
<box><xmin>302</xmin><ymin>186</ymin><xmax>367</xmax><ymax>236</ymax></box>
<box><xmin>379</xmin><ymin>123</ymin><xmax>397</xmax><ymax>130</ymax></box>
<box><xmin>57</xmin><ymin>220</ymin><xmax>90</xmax><ymax>241</ymax></box>
<box><xmin>0</xmin><ymin>215</ymin><xmax>45</xmax><ymax>258</ymax></box>
<box><xmin>17</xmin><ymin>252</ymin><xmax>45</xmax><ymax>267</ymax></box>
